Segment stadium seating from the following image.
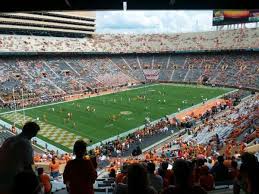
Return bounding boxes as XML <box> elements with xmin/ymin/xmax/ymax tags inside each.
<box><xmin>0</xmin><ymin>28</ymin><xmax>258</xmax><ymax>53</ymax></box>
<box><xmin>0</xmin><ymin>51</ymin><xmax>258</xmax><ymax>107</ymax></box>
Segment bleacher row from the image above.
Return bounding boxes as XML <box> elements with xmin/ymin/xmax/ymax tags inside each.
<box><xmin>0</xmin><ymin>28</ymin><xmax>258</xmax><ymax>53</ymax></box>
<box><xmin>0</xmin><ymin>52</ymin><xmax>258</xmax><ymax>105</ymax></box>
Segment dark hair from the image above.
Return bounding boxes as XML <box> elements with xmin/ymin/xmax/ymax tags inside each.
<box><xmin>109</xmin><ymin>168</ymin><xmax>116</xmax><ymax>178</ymax></box>
<box><xmin>37</xmin><ymin>168</ymin><xmax>44</xmax><ymax>175</ymax></box>
<box><xmin>161</xmin><ymin>161</ymin><xmax>169</xmax><ymax>170</ymax></box>
<box><xmin>240</xmin><ymin>152</ymin><xmax>259</xmax><ymax>193</ymax></box>
<box><xmin>147</xmin><ymin>162</ymin><xmax>156</xmax><ymax>174</ymax></box>
<box><xmin>173</xmin><ymin>159</ymin><xmax>193</xmax><ymax>187</ymax></box>
<box><xmin>73</xmin><ymin>140</ymin><xmax>87</xmax><ymax>157</ymax></box>
<box><xmin>217</xmin><ymin>156</ymin><xmax>224</xmax><ymax>163</ymax></box>
<box><xmin>127</xmin><ymin>163</ymin><xmax>148</xmax><ymax>194</ymax></box>
<box><xmin>13</xmin><ymin>170</ymin><xmax>42</xmax><ymax>194</ymax></box>
<box><xmin>22</xmin><ymin>122</ymin><xmax>40</xmax><ymax>137</ymax></box>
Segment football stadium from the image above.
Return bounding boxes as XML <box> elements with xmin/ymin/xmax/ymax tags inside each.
<box><xmin>0</xmin><ymin>10</ymin><xmax>258</xmax><ymax>194</ymax></box>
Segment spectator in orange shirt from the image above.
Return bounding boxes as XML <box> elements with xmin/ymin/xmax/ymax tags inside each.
<box><xmin>116</xmin><ymin>163</ymin><xmax>128</xmax><ymax>184</ymax></box>
<box><xmin>229</xmin><ymin>160</ymin><xmax>239</xmax><ymax>180</ymax></box>
<box><xmin>63</xmin><ymin>140</ymin><xmax>97</xmax><ymax>194</ymax></box>
<box><xmin>199</xmin><ymin>166</ymin><xmax>214</xmax><ymax>191</ymax></box>
<box><xmin>49</xmin><ymin>157</ymin><xmax>60</xmax><ymax>178</ymax></box>
<box><xmin>37</xmin><ymin>167</ymin><xmax>51</xmax><ymax>194</ymax></box>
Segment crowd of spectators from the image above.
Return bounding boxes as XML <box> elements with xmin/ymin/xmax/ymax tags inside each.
<box><xmin>0</xmin><ymin>92</ymin><xmax>258</xmax><ymax>194</ymax></box>
<box><xmin>0</xmin><ymin>28</ymin><xmax>258</xmax><ymax>53</ymax></box>
<box><xmin>0</xmin><ymin>52</ymin><xmax>258</xmax><ymax>109</ymax></box>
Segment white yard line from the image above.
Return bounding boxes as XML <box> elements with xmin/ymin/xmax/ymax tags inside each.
<box><xmin>0</xmin><ymin>83</ymin><xmax>237</xmax><ymax>153</ymax></box>
<box><xmin>88</xmin><ymin>88</ymin><xmax>237</xmax><ymax>149</ymax></box>
<box><xmin>0</xmin><ymin>83</ymin><xmax>159</xmax><ymax>115</ymax></box>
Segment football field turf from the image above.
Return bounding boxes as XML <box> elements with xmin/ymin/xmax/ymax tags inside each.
<box><xmin>0</xmin><ymin>84</ymin><xmax>232</xmax><ymax>151</ymax></box>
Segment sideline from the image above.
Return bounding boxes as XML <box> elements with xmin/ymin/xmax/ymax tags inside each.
<box><xmin>0</xmin><ymin>84</ymin><xmax>236</xmax><ymax>153</ymax></box>
<box><xmin>0</xmin><ymin>83</ymin><xmax>159</xmax><ymax>115</ymax></box>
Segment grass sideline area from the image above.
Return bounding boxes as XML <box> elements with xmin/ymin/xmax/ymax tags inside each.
<box><xmin>0</xmin><ymin>84</ymin><xmax>232</xmax><ymax>151</ymax></box>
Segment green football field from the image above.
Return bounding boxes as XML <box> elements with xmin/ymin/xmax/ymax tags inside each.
<box><xmin>0</xmin><ymin>84</ymin><xmax>232</xmax><ymax>151</ymax></box>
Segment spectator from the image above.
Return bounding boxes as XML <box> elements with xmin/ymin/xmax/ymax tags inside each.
<box><xmin>0</xmin><ymin>122</ymin><xmax>40</xmax><ymax>194</ymax></box>
<box><xmin>229</xmin><ymin>160</ymin><xmax>239</xmax><ymax>180</ymax></box>
<box><xmin>162</xmin><ymin>159</ymin><xmax>207</xmax><ymax>194</ymax></box>
<box><xmin>114</xmin><ymin>163</ymin><xmax>157</xmax><ymax>194</ymax></box>
<box><xmin>116</xmin><ymin>163</ymin><xmax>128</xmax><ymax>184</ymax></box>
<box><xmin>109</xmin><ymin>168</ymin><xmax>116</xmax><ymax>179</ymax></box>
<box><xmin>210</xmin><ymin>156</ymin><xmax>229</xmax><ymax>183</ymax></box>
<box><xmin>199</xmin><ymin>166</ymin><xmax>214</xmax><ymax>191</ymax></box>
<box><xmin>12</xmin><ymin>170</ymin><xmax>43</xmax><ymax>194</ymax></box>
<box><xmin>37</xmin><ymin>168</ymin><xmax>51</xmax><ymax>194</ymax></box>
<box><xmin>128</xmin><ymin>163</ymin><xmax>157</xmax><ymax>194</ymax></box>
<box><xmin>157</xmin><ymin>161</ymin><xmax>174</xmax><ymax>187</ymax></box>
<box><xmin>63</xmin><ymin>140</ymin><xmax>97</xmax><ymax>194</ymax></box>
<box><xmin>147</xmin><ymin>162</ymin><xmax>163</xmax><ymax>193</ymax></box>
<box><xmin>234</xmin><ymin>152</ymin><xmax>259</xmax><ymax>194</ymax></box>
<box><xmin>49</xmin><ymin>157</ymin><xmax>60</xmax><ymax>178</ymax></box>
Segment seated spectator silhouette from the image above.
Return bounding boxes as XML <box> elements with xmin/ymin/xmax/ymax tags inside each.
<box><xmin>128</xmin><ymin>163</ymin><xmax>157</xmax><ymax>194</ymax></box>
<box><xmin>147</xmin><ymin>162</ymin><xmax>163</xmax><ymax>193</ymax></box>
<box><xmin>233</xmin><ymin>152</ymin><xmax>259</xmax><ymax>194</ymax></box>
<box><xmin>199</xmin><ymin>166</ymin><xmax>214</xmax><ymax>191</ymax></box>
<box><xmin>63</xmin><ymin>140</ymin><xmax>97</xmax><ymax>194</ymax></box>
<box><xmin>12</xmin><ymin>170</ymin><xmax>43</xmax><ymax>194</ymax></box>
<box><xmin>37</xmin><ymin>168</ymin><xmax>51</xmax><ymax>194</ymax></box>
<box><xmin>116</xmin><ymin>163</ymin><xmax>128</xmax><ymax>184</ymax></box>
<box><xmin>162</xmin><ymin>159</ymin><xmax>207</xmax><ymax>194</ymax></box>
<box><xmin>109</xmin><ymin>168</ymin><xmax>116</xmax><ymax>179</ymax></box>
<box><xmin>49</xmin><ymin>157</ymin><xmax>60</xmax><ymax>178</ymax></box>
<box><xmin>210</xmin><ymin>156</ymin><xmax>229</xmax><ymax>183</ymax></box>
<box><xmin>0</xmin><ymin>122</ymin><xmax>40</xmax><ymax>194</ymax></box>
<box><xmin>157</xmin><ymin>161</ymin><xmax>174</xmax><ymax>187</ymax></box>
<box><xmin>114</xmin><ymin>163</ymin><xmax>157</xmax><ymax>194</ymax></box>
<box><xmin>229</xmin><ymin>160</ymin><xmax>239</xmax><ymax>180</ymax></box>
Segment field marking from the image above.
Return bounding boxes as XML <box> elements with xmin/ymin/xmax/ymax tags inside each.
<box><xmin>1</xmin><ymin>112</ymin><xmax>90</xmax><ymax>150</ymax></box>
<box><xmin>0</xmin><ymin>83</ymin><xmax>159</xmax><ymax>115</ymax></box>
<box><xmin>88</xmin><ymin>88</ymin><xmax>238</xmax><ymax>149</ymax></box>
<box><xmin>0</xmin><ymin>84</ymin><xmax>236</xmax><ymax>151</ymax></box>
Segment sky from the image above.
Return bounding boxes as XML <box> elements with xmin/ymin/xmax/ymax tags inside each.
<box><xmin>96</xmin><ymin>11</ymin><xmax>214</xmax><ymax>34</ymax></box>
<box><xmin>96</xmin><ymin>11</ymin><xmax>256</xmax><ymax>34</ymax></box>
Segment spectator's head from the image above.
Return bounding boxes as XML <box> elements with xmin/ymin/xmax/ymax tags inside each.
<box><xmin>197</xmin><ymin>159</ymin><xmax>205</xmax><ymax>167</ymax></box>
<box><xmin>161</xmin><ymin>161</ymin><xmax>169</xmax><ymax>170</ymax></box>
<box><xmin>21</xmin><ymin>122</ymin><xmax>40</xmax><ymax>139</ymax></box>
<box><xmin>121</xmin><ymin>163</ymin><xmax>128</xmax><ymax>174</ymax></box>
<box><xmin>217</xmin><ymin>156</ymin><xmax>224</xmax><ymax>164</ymax></box>
<box><xmin>241</xmin><ymin>152</ymin><xmax>258</xmax><ymax>167</ymax></box>
<box><xmin>13</xmin><ymin>170</ymin><xmax>43</xmax><ymax>194</ymax></box>
<box><xmin>127</xmin><ymin>163</ymin><xmax>148</xmax><ymax>194</ymax></box>
<box><xmin>147</xmin><ymin>162</ymin><xmax>156</xmax><ymax>174</ymax></box>
<box><xmin>37</xmin><ymin>168</ymin><xmax>44</xmax><ymax>176</ymax></box>
<box><xmin>109</xmin><ymin>168</ymin><xmax>116</xmax><ymax>178</ymax></box>
<box><xmin>200</xmin><ymin>165</ymin><xmax>209</xmax><ymax>176</ymax></box>
<box><xmin>73</xmin><ymin>140</ymin><xmax>87</xmax><ymax>158</ymax></box>
<box><xmin>173</xmin><ymin>159</ymin><xmax>193</xmax><ymax>187</ymax></box>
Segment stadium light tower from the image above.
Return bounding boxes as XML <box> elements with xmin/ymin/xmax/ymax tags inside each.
<box><xmin>123</xmin><ymin>1</ymin><xmax>127</xmax><ymax>11</ymax></box>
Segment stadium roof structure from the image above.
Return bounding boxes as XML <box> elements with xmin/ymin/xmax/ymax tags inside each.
<box><xmin>0</xmin><ymin>0</ymin><xmax>258</xmax><ymax>11</ymax></box>
<box><xmin>0</xmin><ymin>12</ymin><xmax>96</xmax><ymax>37</ymax></box>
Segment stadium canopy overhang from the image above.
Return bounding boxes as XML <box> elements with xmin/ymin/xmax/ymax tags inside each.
<box><xmin>0</xmin><ymin>0</ymin><xmax>258</xmax><ymax>12</ymax></box>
